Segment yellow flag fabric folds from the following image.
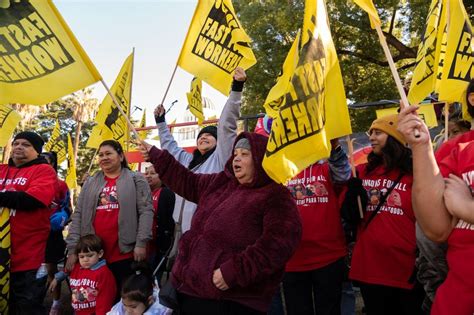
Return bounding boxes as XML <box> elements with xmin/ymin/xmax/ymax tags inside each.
<box><xmin>376</xmin><ymin>105</ymin><xmax>438</xmax><ymax>128</ymax></box>
<box><xmin>409</xmin><ymin>0</ymin><xmax>472</xmax><ymax>113</ymax></box>
<box><xmin>0</xmin><ymin>105</ymin><xmax>20</xmax><ymax>147</ymax></box>
<box><xmin>65</xmin><ymin>134</ymin><xmax>76</xmax><ymax>189</ymax></box>
<box><xmin>263</xmin><ymin>0</ymin><xmax>352</xmax><ymax>184</ymax></box>
<box><xmin>187</xmin><ymin>77</ymin><xmax>204</xmax><ymax>125</ymax></box>
<box><xmin>43</xmin><ymin>120</ymin><xmax>67</xmax><ymax>164</ymax></box>
<box><xmin>0</xmin><ymin>0</ymin><xmax>101</xmax><ymax>105</ymax></box>
<box><xmin>264</xmin><ymin>30</ymin><xmax>301</xmax><ymax>119</ymax></box>
<box><xmin>86</xmin><ymin>53</ymin><xmax>133</xmax><ymax>148</ymax></box>
<box><xmin>177</xmin><ymin>0</ymin><xmax>256</xmax><ymax>95</ymax></box>
<box><xmin>353</xmin><ymin>0</ymin><xmax>381</xmax><ymax>28</ymax></box>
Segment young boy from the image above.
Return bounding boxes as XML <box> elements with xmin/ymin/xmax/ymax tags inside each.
<box><xmin>49</xmin><ymin>234</ymin><xmax>117</xmax><ymax>315</ymax></box>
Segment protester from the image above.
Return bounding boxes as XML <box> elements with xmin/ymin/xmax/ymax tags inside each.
<box><xmin>398</xmin><ymin>79</ymin><xmax>474</xmax><ymax>314</ymax></box>
<box><xmin>0</xmin><ymin>131</ymin><xmax>57</xmax><ymax>314</ymax></box>
<box><xmin>107</xmin><ymin>262</ymin><xmax>171</xmax><ymax>315</ymax></box>
<box><xmin>343</xmin><ymin>115</ymin><xmax>424</xmax><ymax>314</ymax></box>
<box><xmin>154</xmin><ymin>67</ymin><xmax>246</xmax><ymax>233</ymax></box>
<box><xmin>66</xmin><ymin>140</ymin><xmax>154</xmax><ymax>294</ymax></box>
<box><xmin>139</xmin><ymin>132</ymin><xmax>302</xmax><ymax>314</ymax></box>
<box><xmin>283</xmin><ymin>139</ymin><xmax>351</xmax><ymax>315</ymax></box>
<box><xmin>50</xmin><ymin>234</ymin><xmax>116</xmax><ymax>315</ymax></box>
<box><xmin>143</xmin><ymin>165</ymin><xmax>175</xmax><ymax>271</ymax></box>
<box><xmin>40</xmin><ymin>151</ymin><xmax>72</xmax><ymax>315</ymax></box>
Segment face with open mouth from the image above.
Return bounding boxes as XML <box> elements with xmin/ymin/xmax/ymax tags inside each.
<box><xmin>197</xmin><ymin>132</ymin><xmax>217</xmax><ymax>154</ymax></box>
<box><xmin>369</xmin><ymin>128</ymin><xmax>388</xmax><ymax>155</ymax></box>
<box><xmin>232</xmin><ymin>147</ymin><xmax>255</xmax><ymax>185</ymax></box>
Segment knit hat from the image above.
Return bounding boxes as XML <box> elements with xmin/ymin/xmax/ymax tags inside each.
<box><xmin>369</xmin><ymin>114</ymin><xmax>407</xmax><ymax>146</ymax></box>
<box><xmin>235</xmin><ymin>138</ymin><xmax>251</xmax><ymax>151</ymax></box>
<box><xmin>13</xmin><ymin>131</ymin><xmax>44</xmax><ymax>154</ymax></box>
<box><xmin>197</xmin><ymin>125</ymin><xmax>217</xmax><ymax>141</ymax></box>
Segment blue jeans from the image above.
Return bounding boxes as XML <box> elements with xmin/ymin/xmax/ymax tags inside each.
<box><xmin>340</xmin><ymin>281</ymin><xmax>355</xmax><ymax>315</ymax></box>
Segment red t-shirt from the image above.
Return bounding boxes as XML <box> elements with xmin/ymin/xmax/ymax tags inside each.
<box><xmin>93</xmin><ymin>176</ymin><xmax>133</xmax><ymax>263</ymax></box>
<box><xmin>432</xmin><ymin>140</ymin><xmax>474</xmax><ymax>314</ymax></box>
<box><xmin>349</xmin><ymin>165</ymin><xmax>416</xmax><ymax>289</ymax></box>
<box><xmin>285</xmin><ymin>163</ymin><xmax>347</xmax><ymax>271</ymax></box>
<box><xmin>435</xmin><ymin>130</ymin><xmax>474</xmax><ymax>162</ymax></box>
<box><xmin>51</xmin><ymin>179</ymin><xmax>69</xmax><ymax>213</ymax></box>
<box><xmin>0</xmin><ymin>162</ymin><xmax>57</xmax><ymax>272</ymax></box>
<box><xmin>147</xmin><ymin>188</ymin><xmax>161</xmax><ymax>258</ymax></box>
<box><xmin>70</xmin><ymin>261</ymin><xmax>116</xmax><ymax>315</ymax></box>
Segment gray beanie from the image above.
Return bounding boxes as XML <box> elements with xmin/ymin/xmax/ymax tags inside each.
<box><xmin>235</xmin><ymin>138</ymin><xmax>251</xmax><ymax>151</ymax></box>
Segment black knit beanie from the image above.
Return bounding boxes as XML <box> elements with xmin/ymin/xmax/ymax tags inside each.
<box><xmin>13</xmin><ymin>131</ymin><xmax>44</xmax><ymax>154</ymax></box>
<box><xmin>197</xmin><ymin>125</ymin><xmax>217</xmax><ymax>141</ymax></box>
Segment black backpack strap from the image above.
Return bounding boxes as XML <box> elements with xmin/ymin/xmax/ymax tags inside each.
<box><xmin>364</xmin><ymin>172</ymin><xmax>404</xmax><ymax>229</ymax></box>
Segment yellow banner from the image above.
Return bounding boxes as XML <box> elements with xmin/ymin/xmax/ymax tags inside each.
<box><xmin>138</xmin><ymin>109</ymin><xmax>147</xmax><ymax>140</ymax></box>
<box><xmin>187</xmin><ymin>77</ymin><xmax>204</xmax><ymax>125</ymax></box>
<box><xmin>177</xmin><ymin>0</ymin><xmax>256</xmax><ymax>95</ymax></box>
<box><xmin>263</xmin><ymin>30</ymin><xmax>301</xmax><ymax>119</ymax></box>
<box><xmin>376</xmin><ymin>105</ymin><xmax>438</xmax><ymax>128</ymax></box>
<box><xmin>408</xmin><ymin>0</ymin><xmax>446</xmax><ymax>105</ymax></box>
<box><xmin>438</xmin><ymin>0</ymin><xmax>472</xmax><ymax>114</ymax></box>
<box><xmin>86</xmin><ymin>52</ymin><xmax>133</xmax><ymax>148</ymax></box>
<box><xmin>0</xmin><ymin>104</ymin><xmax>20</xmax><ymax>147</ymax></box>
<box><xmin>263</xmin><ymin>0</ymin><xmax>352</xmax><ymax>184</ymax></box>
<box><xmin>65</xmin><ymin>134</ymin><xmax>76</xmax><ymax>189</ymax></box>
<box><xmin>0</xmin><ymin>0</ymin><xmax>101</xmax><ymax>105</ymax></box>
<box><xmin>43</xmin><ymin>119</ymin><xmax>66</xmax><ymax>163</ymax></box>
<box><xmin>353</xmin><ymin>0</ymin><xmax>381</xmax><ymax>28</ymax></box>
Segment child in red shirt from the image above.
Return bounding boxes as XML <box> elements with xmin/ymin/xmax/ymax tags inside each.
<box><xmin>49</xmin><ymin>235</ymin><xmax>116</xmax><ymax>315</ymax></box>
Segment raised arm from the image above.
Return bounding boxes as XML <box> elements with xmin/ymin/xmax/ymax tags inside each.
<box><xmin>398</xmin><ymin>106</ymin><xmax>453</xmax><ymax>242</ymax></box>
<box><xmin>155</xmin><ymin>105</ymin><xmax>193</xmax><ymax>166</ymax></box>
<box><xmin>328</xmin><ymin>139</ymin><xmax>351</xmax><ymax>184</ymax></box>
<box><xmin>215</xmin><ymin>68</ymin><xmax>246</xmax><ymax>167</ymax></box>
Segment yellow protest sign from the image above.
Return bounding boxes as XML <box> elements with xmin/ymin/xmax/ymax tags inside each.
<box><xmin>187</xmin><ymin>77</ymin><xmax>204</xmax><ymax>125</ymax></box>
<box><xmin>177</xmin><ymin>0</ymin><xmax>256</xmax><ymax>95</ymax></box>
<box><xmin>353</xmin><ymin>0</ymin><xmax>381</xmax><ymax>28</ymax></box>
<box><xmin>264</xmin><ymin>30</ymin><xmax>301</xmax><ymax>119</ymax></box>
<box><xmin>86</xmin><ymin>52</ymin><xmax>133</xmax><ymax>148</ymax></box>
<box><xmin>43</xmin><ymin>119</ymin><xmax>66</xmax><ymax>163</ymax></box>
<box><xmin>65</xmin><ymin>134</ymin><xmax>77</xmax><ymax>189</ymax></box>
<box><xmin>263</xmin><ymin>0</ymin><xmax>352</xmax><ymax>184</ymax></box>
<box><xmin>0</xmin><ymin>0</ymin><xmax>101</xmax><ymax>105</ymax></box>
<box><xmin>376</xmin><ymin>105</ymin><xmax>438</xmax><ymax>128</ymax></box>
<box><xmin>438</xmin><ymin>0</ymin><xmax>472</xmax><ymax>113</ymax></box>
<box><xmin>0</xmin><ymin>104</ymin><xmax>20</xmax><ymax>147</ymax></box>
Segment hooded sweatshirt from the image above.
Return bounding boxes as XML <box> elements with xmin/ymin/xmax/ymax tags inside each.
<box><xmin>148</xmin><ymin>132</ymin><xmax>302</xmax><ymax>312</ymax></box>
<box><xmin>0</xmin><ymin>157</ymin><xmax>57</xmax><ymax>272</ymax></box>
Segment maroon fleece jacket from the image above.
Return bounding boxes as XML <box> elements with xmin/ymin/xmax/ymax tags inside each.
<box><xmin>149</xmin><ymin>132</ymin><xmax>302</xmax><ymax>312</ymax></box>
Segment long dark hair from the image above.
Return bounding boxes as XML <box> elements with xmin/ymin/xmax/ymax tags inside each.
<box><xmin>121</xmin><ymin>262</ymin><xmax>153</xmax><ymax>306</ymax></box>
<box><xmin>467</xmin><ymin>79</ymin><xmax>474</xmax><ymax>117</ymax></box>
<box><xmin>99</xmin><ymin>140</ymin><xmax>129</xmax><ymax>169</ymax></box>
<box><xmin>366</xmin><ymin>136</ymin><xmax>412</xmax><ymax>175</ymax></box>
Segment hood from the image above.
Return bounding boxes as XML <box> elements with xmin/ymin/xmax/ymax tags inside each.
<box><xmin>225</xmin><ymin>132</ymin><xmax>273</xmax><ymax>188</ymax></box>
<box><xmin>8</xmin><ymin>156</ymin><xmax>49</xmax><ymax>168</ymax></box>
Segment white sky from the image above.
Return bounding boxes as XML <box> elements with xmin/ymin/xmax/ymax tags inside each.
<box><xmin>55</xmin><ymin>0</ymin><xmax>228</xmax><ymax>128</ymax></box>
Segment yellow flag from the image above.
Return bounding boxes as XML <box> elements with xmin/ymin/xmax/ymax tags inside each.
<box><xmin>408</xmin><ymin>0</ymin><xmax>446</xmax><ymax>105</ymax></box>
<box><xmin>187</xmin><ymin>77</ymin><xmax>204</xmax><ymax>125</ymax></box>
<box><xmin>353</xmin><ymin>0</ymin><xmax>381</xmax><ymax>28</ymax></box>
<box><xmin>138</xmin><ymin>109</ymin><xmax>147</xmax><ymax>140</ymax></box>
<box><xmin>0</xmin><ymin>105</ymin><xmax>21</xmax><ymax>147</ymax></box>
<box><xmin>376</xmin><ymin>105</ymin><xmax>438</xmax><ymax>128</ymax></box>
<box><xmin>177</xmin><ymin>0</ymin><xmax>256</xmax><ymax>95</ymax></box>
<box><xmin>44</xmin><ymin>119</ymin><xmax>67</xmax><ymax>164</ymax></box>
<box><xmin>263</xmin><ymin>0</ymin><xmax>352</xmax><ymax>184</ymax></box>
<box><xmin>65</xmin><ymin>134</ymin><xmax>77</xmax><ymax>189</ymax></box>
<box><xmin>0</xmin><ymin>0</ymin><xmax>101</xmax><ymax>105</ymax></box>
<box><xmin>86</xmin><ymin>53</ymin><xmax>133</xmax><ymax>148</ymax></box>
<box><xmin>437</xmin><ymin>0</ymin><xmax>473</xmax><ymax>111</ymax></box>
<box><xmin>264</xmin><ymin>30</ymin><xmax>301</xmax><ymax>119</ymax></box>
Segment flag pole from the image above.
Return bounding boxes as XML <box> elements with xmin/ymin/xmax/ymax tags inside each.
<box><xmin>444</xmin><ymin>103</ymin><xmax>449</xmax><ymax>141</ymax></box>
<box><xmin>346</xmin><ymin>136</ymin><xmax>364</xmax><ymax>219</ymax></box>
<box><xmin>86</xmin><ymin>147</ymin><xmax>99</xmax><ymax>174</ymax></box>
<box><xmin>100</xmin><ymin>79</ymin><xmax>140</xmax><ymax>141</ymax></box>
<box><xmin>160</xmin><ymin>64</ymin><xmax>178</xmax><ymax>106</ymax></box>
<box><xmin>126</xmin><ymin>48</ymin><xmax>135</xmax><ymax>153</ymax></box>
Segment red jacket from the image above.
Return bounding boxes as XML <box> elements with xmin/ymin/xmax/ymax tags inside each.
<box><xmin>149</xmin><ymin>132</ymin><xmax>302</xmax><ymax>312</ymax></box>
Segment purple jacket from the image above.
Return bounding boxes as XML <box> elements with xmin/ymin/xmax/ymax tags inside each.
<box><xmin>149</xmin><ymin>132</ymin><xmax>301</xmax><ymax>312</ymax></box>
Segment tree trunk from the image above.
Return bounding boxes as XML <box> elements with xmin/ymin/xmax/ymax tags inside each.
<box><xmin>2</xmin><ymin>140</ymin><xmax>12</xmax><ymax>164</ymax></box>
<box><xmin>74</xmin><ymin>121</ymin><xmax>82</xmax><ymax>163</ymax></box>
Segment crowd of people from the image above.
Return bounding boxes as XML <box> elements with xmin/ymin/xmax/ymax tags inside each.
<box><xmin>0</xmin><ymin>72</ymin><xmax>473</xmax><ymax>315</ymax></box>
